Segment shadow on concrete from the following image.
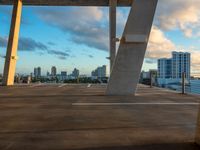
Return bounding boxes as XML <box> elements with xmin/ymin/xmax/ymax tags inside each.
<box><xmin>72</xmin><ymin>143</ymin><xmax>200</xmax><ymax>150</ymax></box>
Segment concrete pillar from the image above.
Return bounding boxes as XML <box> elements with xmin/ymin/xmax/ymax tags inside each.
<box><xmin>109</xmin><ymin>0</ymin><xmax>117</xmax><ymax>73</ymax></box>
<box><xmin>2</xmin><ymin>0</ymin><xmax>22</xmax><ymax>86</ymax></box>
<box><xmin>195</xmin><ymin>107</ymin><xmax>200</xmax><ymax>144</ymax></box>
<box><xmin>106</xmin><ymin>0</ymin><xmax>158</xmax><ymax>95</ymax></box>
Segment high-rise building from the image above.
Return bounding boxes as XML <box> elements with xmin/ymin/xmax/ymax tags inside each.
<box><xmin>158</xmin><ymin>52</ymin><xmax>190</xmax><ymax>80</ymax></box>
<box><xmin>51</xmin><ymin>66</ymin><xmax>57</xmax><ymax>76</ymax></box>
<box><xmin>72</xmin><ymin>68</ymin><xmax>79</xmax><ymax>78</ymax></box>
<box><xmin>91</xmin><ymin>65</ymin><xmax>107</xmax><ymax>78</ymax></box>
<box><xmin>34</xmin><ymin>68</ymin><xmax>37</xmax><ymax>77</ymax></box>
<box><xmin>101</xmin><ymin>65</ymin><xmax>106</xmax><ymax>77</ymax></box>
<box><xmin>172</xmin><ymin>51</ymin><xmax>190</xmax><ymax>79</ymax></box>
<box><xmin>158</xmin><ymin>58</ymin><xmax>172</xmax><ymax>79</ymax></box>
<box><xmin>34</xmin><ymin>67</ymin><xmax>41</xmax><ymax>78</ymax></box>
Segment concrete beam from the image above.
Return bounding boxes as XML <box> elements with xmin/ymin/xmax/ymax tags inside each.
<box><xmin>106</xmin><ymin>0</ymin><xmax>158</xmax><ymax>95</ymax></box>
<box><xmin>0</xmin><ymin>0</ymin><xmax>133</xmax><ymax>6</ymax></box>
<box><xmin>2</xmin><ymin>0</ymin><xmax>22</xmax><ymax>86</ymax></box>
<box><xmin>109</xmin><ymin>0</ymin><xmax>117</xmax><ymax>72</ymax></box>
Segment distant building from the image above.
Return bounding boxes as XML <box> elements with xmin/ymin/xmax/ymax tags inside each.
<box><xmin>51</xmin><ymin>66</ymin><xmax>57</xmax><ymax>76</ymax></box>
<box><xmin>140</xmin><ymin>71</ymin><xmax>150</xmax><ymax>79</ymax></box>
<box><xmin>91</xmin><ymin>65</ymin><xmax>107</xmax><ymax>78</ymax></box>
<box><xmin>61</xmin><ymin>71</ymin><xmax>67</xmax><ymax>76</ymax></box>
<box><xmin>79</xmin><ymin>74</ymin><xmax>87</xmax><ymax>78</ymax></box>
<box><xmin>158</xmin><ymin>58</ymin><xmax>172</xmax><ymax>79</ymax></box>
<box><xmin>172</xmin><ymin>51</ymin><xmax>190</xmax><ymax>79</ymax></box>
<box><xmin>157</xmin><ymin>51</ymin><xmax>191</xmax><ymax>85</ymax></box>
<box><xmin>34</xmin><ymin>67</ymin><xmax>41</xmax><ymax>78</ymax></box>
<box><xmin>47</xmin><ymin>71</ymin><xmax>50</xmax><ymax>77</ymax></box>
<box><xmin>72</xmin><ymin>68</ymin><xmax>79</xmax><ymax>78</ymax></box>
<box><xmin>60</xmin><ymin>71</ymin><xmax>67</xmax><ymax>81</ymax></box>
<box><xmin>140</xmin><ymin>69</ymin><xmax>157</xmax><ymax>85</ymax></box>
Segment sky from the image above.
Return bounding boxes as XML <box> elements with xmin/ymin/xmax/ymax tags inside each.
<box><xmin>0</xmin><ymin>0</ymin><xmax>200</xmax><ymax>76</ymax></box>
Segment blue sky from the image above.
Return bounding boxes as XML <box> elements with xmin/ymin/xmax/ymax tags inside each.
<box><xmin>1</xmin><ymin>0</ymin><xmax>200</xmax><ymax>76</ymax></box>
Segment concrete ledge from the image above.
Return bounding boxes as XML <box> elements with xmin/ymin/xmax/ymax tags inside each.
<box><xmin>0</xmin><ymin>0</ymin><xmax>133</xmax><ymax>6</ymax></box>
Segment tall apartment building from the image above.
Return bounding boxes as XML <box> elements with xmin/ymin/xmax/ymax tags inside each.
<box><xmin>91</xmin><ymin>65</ymin><xmax>107</xmax><ymax>78</ymax></box>
<box><xmin>172</xmin><ymin>51</ymin><xmax>190</xmax><ymax>79</ymax></box>
<box><xmin>72</xmin><ymin>68</ymin><xmax>79</xmax><ymax>79</ymax></box>
<box><xmin>158</xmin><ymin>59</ymin><xmax>172</xmax><ymax>79</ymax></box>
<box><xmin>158</xmin><ymin>51</ymin><xmax>190</xmax><ymax>80</ymax></box>
<box><xmin>34</xmin><ymin>67</ymin><xmax>41</xmax><ymax>78</ymax></box>
<box><xmin>51</xmin><ymin>66</ymin><xmax>57</xmax><ymax>76</ymax></box>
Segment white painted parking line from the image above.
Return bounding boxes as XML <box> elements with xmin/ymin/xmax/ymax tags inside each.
<box><xmin>87</xmin><ymin>84</ymin><xmax>91</xmax><ymax>88</ymax></box>
<box><xmin>72</xmin><ymin>102</ymin><xmax>200</xmax><ymax>106</ymax></box>
<box><xmin>58</xmin><ymin>84</ymin><xmax>66</xmax><ymax>88</ymax></box>
<box><xmin>30</xmin><ymin>84</ymin><xmax>42</xmax><ymax>87</ymax></box>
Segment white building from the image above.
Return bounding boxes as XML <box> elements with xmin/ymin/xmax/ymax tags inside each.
<box><xmin>157</xmin><ymin>51</ymin><xmax>191</xmax><ymax>85</ymax></box>
<box><xmin>158</xmin><ymin>58</ymin><xmax>172</xmax><ymax>79</ymax></box>
<box><xmin>91</xmin><ymin>65</ymin><xmax>107</xmax><ymax>78</ymax></box>
<box><xmin>172</xmin><ymin>51</ymin><xmax>190</xmax><ymax>79</ymax></box>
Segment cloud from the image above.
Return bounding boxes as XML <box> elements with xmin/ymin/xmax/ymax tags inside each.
<box><xmin>155</xmin><ymin>0</ymin><xmax>200</xmax><ymax>38</ymax></box>
<box><xmin>18</xmin><ymin>37</ymin><xmax>48</xmax><ymax>51</ymax></box>
<box><xmin>0</xmin><ymin>36</ymin><xmax>48</xmax><ymax>51</ymax></box>
<box><xmin>146</xmin><ymin>26</ymin><xmax>176</xmax><ymax>59</ymax></box>
<box><xmin>0</xmin><ymin>35</ymin><xmax>70</xmax><ymax>60</ymax></box>
<box><xmin>35</xmin><ymin>7</ymin><xmax>109</xmax><ymax>51</ymax></box>
<box><xmin>47</xmin><ymin>49</ymin><xmax>69</xmax><ymax>60</ymax></box>
<box><xmin>88</xmin><ymin>55</ymin><xmax>94</xmax><ymax>58</ymax></box>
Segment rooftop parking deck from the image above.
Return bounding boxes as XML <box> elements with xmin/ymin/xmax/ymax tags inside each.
<box><xmin>0</xmin><ymin>84</ymin><xmax>200</xmax><ymax>150</ymax></box>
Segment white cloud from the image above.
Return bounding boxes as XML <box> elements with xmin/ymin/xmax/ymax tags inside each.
<box><xmin>36</xmin><ymin>7</ymin><xmax>108</xmax><ymax>51</ymax></box>
<box><xmin>155</xmin><ymin>0</ymin><xmax>200</xmax><ymax>37</ymax></box>
<box><xmin>146</xmin><ymin>26</ymin><xmax>176</xmax><ymax>58</ymax></box>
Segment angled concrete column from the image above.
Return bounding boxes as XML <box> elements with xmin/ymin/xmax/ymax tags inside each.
<box><xmin>106</xmin><ymin>0</ymin><xmax>157</xmax><ymax>95</ymax></box>
<box><xmin>109</xmin><ymin>0</ymin><xmax>117</xmax><ymax>72</ymax></box>
<box><xmin>195</xmin><ymin>107</ymin><xmax>200</xmax><ymax>144</ymax></box>
<box><xmin>3</xmin><ymin>0</ymin><xmax>22</xmax><ymax>86</ymax></box>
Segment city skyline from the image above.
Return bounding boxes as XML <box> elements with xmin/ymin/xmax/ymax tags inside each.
<box><xmin>30</xmin><ymin>65</ymin><xmax>108</xmax><ymax>77</ymax></box>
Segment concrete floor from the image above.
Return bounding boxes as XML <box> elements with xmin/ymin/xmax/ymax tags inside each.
<box><xmin>0</xmin><ymin>84</ymin><xmax>200</xmax><ymax>150</ymax></box>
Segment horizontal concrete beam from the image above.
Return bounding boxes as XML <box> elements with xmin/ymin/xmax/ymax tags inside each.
<box><xmin>0</xmin><ymin>0</ymin><xmax>133</xmax><ymax>6</ymax></box>
<box><xmin>125</xmin><ymin>34</ymin><xmax>147</xmax><ymax>43</ymax></box>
